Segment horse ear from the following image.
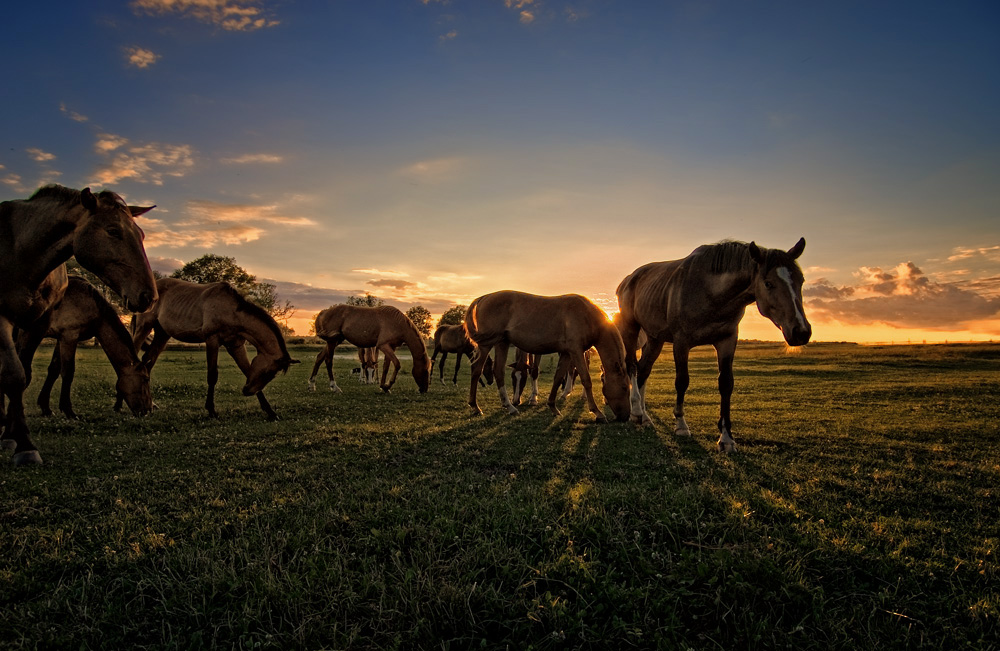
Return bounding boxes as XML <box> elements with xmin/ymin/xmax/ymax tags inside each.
<box><xmin>80</xmin><ymin>188</ymin><xmax>98</xmax><ymax>213</ymax></box>
<box><xmin>748</xmin><ymin>241</ymin><xmax>765</xmax><ymax>265</ymax></box>
<box><xmin>129</xmin><ymin>205</ymin><xmax>156</xmax><ymax>218</ymax></box>
<box><xmin>788</xmin><ymin>237</ymin><xmax>806</xmax><ymax>260</ymax></box>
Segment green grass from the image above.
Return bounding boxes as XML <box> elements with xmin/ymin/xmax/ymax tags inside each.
<box><xmin>2</xmin><ymin>342</ymin><xmax>998</xmax><ymax>649</ymax></box>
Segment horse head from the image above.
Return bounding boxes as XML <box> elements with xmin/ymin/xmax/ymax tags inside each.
<box><xmin>73</xmin><ymin>188</ymin><xmax>158</xmax><ymax>313</ymax></box>
<box><xmin>242</xmin><ymin>353</ymin><xmax>299</xmax><ymax>396</ymax></box>
<box><xmin>748</xmin><ymin>237</ymin><xmax>812</xmax><ymax>347</ymax></box>
<box><xmin>412</xmin><ymin>355</ymin><xmax>432</xmax><ymax>393</ymax></box>
<box><xmin>116</xmin><ymin>359</ymin><xmax>153</xmax><ymax>416</ymax></box>
<box><xmin>601</xmin><ymin>360</ymin><xmax>632</xmax><ymax>422</ymax></box>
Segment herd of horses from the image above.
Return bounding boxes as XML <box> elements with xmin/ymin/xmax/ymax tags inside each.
<box><xmin>0</xmin><ymin>184</ymin><xmax>811</xmax><ymax>466</ymax></box>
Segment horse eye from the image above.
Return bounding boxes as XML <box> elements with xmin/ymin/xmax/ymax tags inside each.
<box><xmin>107</xmin><ymin>226</ymin><xmax>124</xmax><ymax>239</ymax></box>
<box><xmin>764</xmin><ymin>281</ymin><xmax>775</xmax><ymax>290</ymax></box>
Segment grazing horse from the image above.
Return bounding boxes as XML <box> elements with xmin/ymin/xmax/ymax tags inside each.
<box><xmin>431</xmin><ymin>324</ymin><xmax>494</xmax><ymax>387</ymax></box>
<box><xmin>508</xmin><ymin>349</ymin><xmax>539</xmax><ymax>407</ymax></box>
<box><xmin>358</xmin><ymin>346</ymin><xmax>380</xmax><ymax>384</ymax></box>
<box><xmin>465</xmin><ymin>291</ymin><xmax>631</xmax><ymax>423</ymax></box>
<box><xmin>20</xmin><ymin>276</ymin><xmax>152</xmax><ymax>419</ymax></box>
<box><xmin>557</xmin><ymin>348</ymin><xmax>593</xmax><ymax>400</ymax></box>
<box><xmin>0</xmin><ymin>185</ymin><xmax>157</xmax><ymax>465</ymax></box>
<box><xmin>124</xmin><ymin>278</ymin><xmax>298</xmax><ymax>420</ymax></box>
<box><xmin>616</xmin><ymin>238</ymin><xmax>812</xmax><ymax>452</ymax></box>
<box><xmin>310</xmin><ymin>305</ymin><xmax>431</xmax><ymax>393</ymax></box>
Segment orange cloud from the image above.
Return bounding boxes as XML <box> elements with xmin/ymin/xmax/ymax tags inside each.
<box><xmin>125</xmin><ymin>46</ymin><xmax>161</xmax><ymax>68</ymax></box>
<box><xmin>131</xmin><ymin>0</ymin><xmax>280</xmax><ymax>31</ymax></box>
<box><xmin>91</xmin><ymin>134</ymin><xmax>195</xmax><ymax>186</ymax></box>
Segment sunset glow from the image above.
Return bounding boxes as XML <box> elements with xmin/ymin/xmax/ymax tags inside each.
<box><xmin>3</xmin><ymin>2</ymin><xmax>997</xmax><ymax>344</ymax></box>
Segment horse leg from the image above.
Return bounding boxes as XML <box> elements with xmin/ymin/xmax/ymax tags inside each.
<box><xmin>527</xmin><ymin>354</ymin><xmax>540</xmax><ymax>406</ymax></box>
<box><xmin>437</xmin><ymin>352</ymin><xmax>448</xmax><ymax>385</ymax></box>
<box><xmin>57</xmin><ymin>338</ymin><xmax>81</xmax><ymax>419</ymax></box>
<box><xmin>308</xmin><ymin>343</ymin><xmax>327</xmax><ymax>391</ymax></box>
<box><xmin>1</xmin><ymin>318</ymin><xmax>40</xmax><ymax>464</ymax></box>
<box><xmin>571</xmin><ymin>349</ymin><xmax>607</xmax><ymax>423</ymax></box>
<box><xmin>205</xmin><ymin>339</ymin><xmax>221</xmax><ymax>418</ymax></box>
<box><xmin>225</xmin><ymin>340</ymin><xmax>278</xmax><ymax>420</ymax></box>
<box><xmin>547</xmin><ymin>353</ymin><xmax>573</xmax><ymax>416</ymax></box>
<box><xmin>714</xmin><ymin>337</ymin><xmax>738</xmax><ymax>453</ymax></box>
<box><xmin>468</xmin><ymin>346</ymin><xmax>492</xmax><ymax>415</ymax></box>
<box><xmin>37</xmin><ymin>345</ymin><xmax>61</xmax><ymax>417</ymax></box>
<box><xmin>378</xmin><ymin>345</ymin><xmax>401</xmax><ymax>392</ymax></box>
<box><xmin>632</xmin><ymin>338</ymin><xmax>664</xmax><ymax>426</ymax></box>
<box><xmin>672</xmin><ymin>343</ymin><xmax>692</xmax><ymax>436</ymax></box>
<box><xmin>452</xmin><ymin>352</ymin><xmax>463</xmax><ymax>385</ymax></box>
<box><xmin>492</xmin><ymin>342</ymin><xmax>519</xmax><ymax>415</ymax></box>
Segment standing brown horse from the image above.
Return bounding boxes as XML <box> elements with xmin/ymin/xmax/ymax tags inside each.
<box><xmin>1</xmin><ymin>185</ymin><xmax>157</xmax><ymax>465</ymax></box>
<box><xmin>21</xmin><ymin>276</ymin><xmax>152</xmax><ymax>419</ymax></box>
<box><xmin>310</xmin><ymin>305</ymin><xmax>431</xmax><ymax>393</ymax></box>
<box><xmin>431</xmin><ymin>324</ymin><xmax>494</xmax><ymax>386</ymax></box>
<box><xmin>465</xmin><ymin>291</ymin><xmax>631</xmax><ymax>423</ymax></box>
<box><xmin>616</xmin><ymin>238</ymin><xmax>811</xmax><ymax>452</ymax></box>
<box><xmin>124</xmin><ymin>278</ymin><xmax>298</xmax><ymax>420</ymax></box>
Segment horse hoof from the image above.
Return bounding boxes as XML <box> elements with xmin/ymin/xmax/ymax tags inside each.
<box><xmin>12</xmin><ymin>450</ymin><xmax>43</xmax><ymax>466</ymax></box>
<box><xmin>470</xmin><ymin>407</ymin><xmax>483</xmax><ymax>417</ymax></box>
<box><xmin>1</xmin><ymin>439</ymin><xmax>16</xmax><ymax>452</ymax></box>
<box><xmin>594</xmin><ymin>414</ymin><xmax>608</xmax><ymax>424</ymax></box>
<box><xmin>506</xmin><ymin>405</ymin><xmax>520</xmax><ymax>415</ymax></box>
<box><xmin>675</xmin><ymin>427</ymin><xmax>691</xmax><ymax>436</ymax></box>
<box><xmin>331</xmin><ymin>386</ymin><xmax>342</xmax><ymax>394</ymax></box>
<box><xmin>718</xmin><ymin>440</ymin><xmax>737</xmax><ymax>454</ymax></box>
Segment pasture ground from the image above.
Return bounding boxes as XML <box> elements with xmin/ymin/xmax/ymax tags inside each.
<box><xmin>1</xmin><ymin>342</ymin><xmax>998</xmax><ymax>650</ymax></box>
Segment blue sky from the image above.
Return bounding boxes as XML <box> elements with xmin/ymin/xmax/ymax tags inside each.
<box><xmin>3</xmin><ymin>0</ymin><xmax>999</xmax><ymax>341</ymax></box>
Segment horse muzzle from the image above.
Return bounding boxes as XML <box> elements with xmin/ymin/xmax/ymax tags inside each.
<box><xmin>784</xmin><ymin>324</ymin><xmax>812</xmax><ymax>347</ymax></box>
<box><xmin>126</xmin><ymin>289</ymin><xmax>157</xmax><ymax>313</ymax></box>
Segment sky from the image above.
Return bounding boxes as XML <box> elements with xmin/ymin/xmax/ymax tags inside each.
<box><xmin>2</xmin><ymin>0</ymin><xmax>999</xmax><ymax>343</ymax></box>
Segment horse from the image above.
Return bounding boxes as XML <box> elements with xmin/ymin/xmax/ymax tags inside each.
<box><xmin>0</xmin><ymin>185</ymin><xmax>157</xmax><ymax>465</ymax></box>
<box><xmin>122</xmin><ymin>278</ymin><xmax>298</xmax><ymax>420</ymax></box>
<box><xmin>465</xmin><ymin>291</ymin><xmax>631</xmax><ymax>423</ymax></box>
<box><xmin>616</xmin><ymin>238</ymin><xmax>812</xmax><ymax>453</ymax></box>
<box><xmin>508</xmin><ymin>348</ymin><xmax>539</xmax><ymax>407</ymax></box>
<box><xmin>431</xmin><ymin>324</ymin><xmax>494</xmax><ymax>387</ymax></box>
<box><xmin>20</xmin><ymin>275</ymin><xmax>152</xmax><ymax>419</ymax></box>
<box><xmin>310</xmin><ymin>305</ymin><xmax>432</xmax><ymax>393</ymax></box>
<box><xmin>557</xmin><ymin>348</ymin><xmax>593</xmax><ymax>400</ymax></box>
<box><xmin>358</xmin><ymin>346</ymin><xmax>380</xmax><ymax>384</ymax></box>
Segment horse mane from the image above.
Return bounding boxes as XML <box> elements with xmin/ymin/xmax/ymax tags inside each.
<box><xmin>226</xmin><ymin>284</ymin><xmax>292</xmax><ymax>359</ymax></box>
<box><xmin>29</xmin><ymin>184</ymin><xmax>126</xmax><ymax>208</ymax></box>
<box><xmin>381</xmin><ymin>306</ymin><xmax>427</xmax><ymax>358</ymax></box>
<box><xmin>689</xmin><ymin>241</ymin><xmax>753</xmax><ymax>275</ymax></box>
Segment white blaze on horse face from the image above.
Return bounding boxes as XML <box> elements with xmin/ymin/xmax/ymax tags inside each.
<box><xmin>776</xmin><ymin>267</ymin><xmax>808</xmax><ymax>331</ymax></box>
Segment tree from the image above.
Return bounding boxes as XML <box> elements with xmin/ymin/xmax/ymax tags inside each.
<box><xmin>171</xmin><ymin>254</ymin><xmax>295</xmax><ymax>329</ymax></box>
<box><xmin>405</xmin><ymin>306</ymin><xmax>432</xmax><ymax>338</ymax></box>
<box><xmin>437</xmin><ymin>305</ymin><xmax>467</xmax><ymax>328</ymax></box>
<box><xmin>346</xmin><ymin>293</ymin><xmax>384</xmax><ymax>307</ymax></box>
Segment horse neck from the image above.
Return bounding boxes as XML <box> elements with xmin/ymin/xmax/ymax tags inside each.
<box><xmin>593</xmin><ymin>322</ymin><xmax>627</xmax><ymax>373</ymax></box>
<box><xmin>238</xmin><ymin>311</ymin><xmax>286</xmax><ymax>360</ymax></box>
<box><xmin>94</xmin><ymin>311</ymin><xmax>142</xmax><ymax>372</ymax></box>
<box><xmin>401</xmin><ymin>323</ymin><xmax>427</xmax><ymax>361</ymax></box>
<box><xmin>8</xmin><ymin>198</ymin><xmax>84</xmax><ymax>287</ymax></box>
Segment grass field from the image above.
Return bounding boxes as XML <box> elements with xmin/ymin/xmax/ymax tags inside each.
<box><xmin>2</xmin><ymin>341</ymin><xmax>998</xmax><ymax>650</ymax></box>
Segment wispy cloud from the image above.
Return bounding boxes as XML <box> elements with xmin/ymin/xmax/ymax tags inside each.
<box><xmin>399</xmin><ymin>156</ymin><xmax>467</xmax><ymax>183</ymax></box>
<box><xmin>59</xmin><ymin>103</ymin><xmax>89</xmax><ymax>123</ymax></box>
<box><xmin>367</xmin><ymin>279</ymin><xmax>418</xmax><ymax>290</ymax></box>
<box><xmin>439</xmin><ymin>29</ymin><xmax>458</xmax><ymax>42</ymax></box>
<box><xmin>125</xmin><ymin>46</ymin><xmax>161</xmax><ymax>69</ymax></box>
<box><xmin>805</xmin><ymin>261</ymin><xmax>1000</xmax><ymax>330</ymax></box>
<box><xmin>26</xmin><ymin>148</ymin><xmax>56</xmax><ymax>162</ymax></box>
<box><xmin>131</xmin><ymin>0</ymin><xmax>280</xmax><ymax>31</ymax></box>
<box><xmin>143</xmin><ymin>199</ymin><xmax>315</xmax><ymax>249</ymax></box>
<box><xmin>220</xmin><ymin>153</ymin><xmax>284</xmax><ymax>164</ymax></box>
<box><xmin>352</xmin><ymin>268</ymin><xmax>410</xmax><ymax>279</ymax></box>
<box><xmin>2</xmin><ymin>172</ymin><xmax>27</xmax><ymax>193</ymax></box>
<box><xmin>91</xmin><ymin>133</ymin><xmax>195</xmax><ymax>186</ymax></box>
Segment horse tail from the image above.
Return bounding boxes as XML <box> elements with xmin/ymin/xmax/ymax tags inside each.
<box><xmin>463</xmin><ymin>298</ymin><xmax>482</xmax><ymax>343</ymax></box>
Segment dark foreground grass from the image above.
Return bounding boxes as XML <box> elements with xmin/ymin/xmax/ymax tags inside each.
<box><xmin>2</xmin><ymin>342</ymin><xmax>998</xmax><ymax>650</ymax></box>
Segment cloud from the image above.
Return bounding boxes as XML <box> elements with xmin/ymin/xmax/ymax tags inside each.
<box><xmin>2</xmin><ymin>173</ymin><xmax>26</xmax><ymax>193</ymax></box>
<box><xmin>183</xmin><ymin>199</ymin><xmax>317</xmax><ymax>226</ymax></box>
<box><xmin>148</xmin><ymin>255</ymin><xmax>185</xmax><ymax>275</ymax></box>
<box><xmin>59</xmin><ymin>103</ymin><xmax>89</xmax><ymax>122</ymax></box>
<box><xmin>519</xmin><ymin>10</ymin><xmax>535</xmax><ymax>23</ymax></box>
<box><xmin>805</xmin><ymin>262</ymin><xmax>1000</xmax><ymax>330</ymax></box>
<box><xmin>352</xmin><ymin>268</ymin><xmax>410</xmax><ymax>279</ymax></box>
<box><xmin>220</xmin><ymin>153</ymin><xmax>284</xmax><ymax>164</ymax></box>
<box><xmin>125</xmin><ymin>46</ymin><xmax>161</xmax><ymax>68</ymax></box>
<box><xmin>131</xmin><ymin>0</ymin><xmax>280</xmax><ymax>31</ymax></box>
<box><xmin>948</xmin><ymin>245</ymin><xmax>1000</xmax><ymax>263</ymax></box>
<box><xmin>91</xmin><ymin>133</ymin><xmax>195</xmax><ymax>185</ymax></box>
<box><xmin>439</xmin><ymin>29</ymin><xmax>458</xmax><ymax>42</ymax></box>
<box><xmin>142</xmin><ymin>199</ymin><xmax>315</xmax><ymax>249</ymax></box>
<box><xmin>398</xmin><ymin>156</ymin><xmax>467</xmax><ymax>183</ymax></box>
<box><xmin>367</xmin><ymin>279</ymin><xmax>418</xmax><ymax>290</ymax></box>
<box><xmin>26</xmin><ymin>148</ymin><xmax>56</xmax><ymax>162</ymax></box>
